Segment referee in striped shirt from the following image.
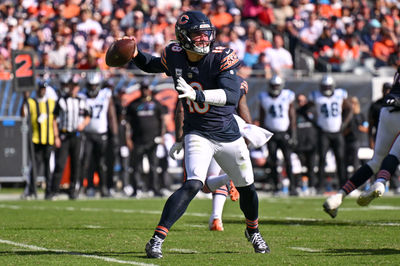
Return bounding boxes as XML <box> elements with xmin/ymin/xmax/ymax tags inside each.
<box><xmin>48</xmin><ymin>75</ymin><xmax>91</xmax><ymax>200</ymax></box>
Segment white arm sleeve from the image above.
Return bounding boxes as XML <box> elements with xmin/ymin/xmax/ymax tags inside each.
<box><xmin>202</xmin><ymin>89</ymin><xmax>227</xmax><ymax>106</ymax></box>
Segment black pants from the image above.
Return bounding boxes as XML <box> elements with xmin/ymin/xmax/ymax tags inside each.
<box><xmin>318</xmin><ymin>131</ymin><xmax>346</xmax><ymax>190</ymax></box>
<box><xmin>345</xmin><ymin>139</ymin><xmax>361</xmax><ymax>173</ymax></box>
<box><xmin>296</xmin><ymin>149</ymin><xmax>318</xmax><ymax>188</ymax></box>
<box><xmin>265</xmin><ymin>131</ymin><xmax>295</xmax><ymax>192</ymax></box>
<box><xmin>27</xmin><ymin>144</ymin><xmax>53</xmax><ymax>196</ymax></box>
<box><xmin>51</xmin><ymin>133</ymin><xmax>82</xmax><ymax>196</ymax></box>
<box><xmin>83</xmin><ymin>133</ymin><xmax>108</xmax><ymax>195</ymax></box>
<box><xmin>131</xmin><ymin>141</ymin><xmax>161</xmax><ymax>195</ymax></box>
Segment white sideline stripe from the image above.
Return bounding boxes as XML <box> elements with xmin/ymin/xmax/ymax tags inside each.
<box><xmin>169</xmin><ymin>248</ymin><xmax>198</xmax><ymax>254</ymax></box>
<box><xmin>0</xmin><ymin>239</ymin><xmax>157</xmax><ymax>266</ymax></box>
<box><xmin>290</xmin><ymin>247</ymin><xmax>321</xmax><ymax>253</ymax></box>
<box><xmin>1</xmin><ymin>204</ymin><xmax>399</xmax><ymax>227</ymax></box>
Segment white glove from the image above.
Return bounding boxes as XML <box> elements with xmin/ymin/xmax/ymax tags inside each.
<box><xmin>176</xmin><ymin>77</ymin><xmax>196</xmax><ymax>101</ymax></box>
<box><xmin>169</xmin><ymin>142</ymin><xmax>183</xmax><ymax>160</ymax></box>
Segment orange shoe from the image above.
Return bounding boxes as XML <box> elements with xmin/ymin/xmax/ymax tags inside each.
<box><xmin>209</xmin><ymin>219</ymin><xmax>224</xmax><ymax>231</ymax></box>
<box><xmin>229</xmin><ymin>180</ymin><xmax>239</xmax><ymax>201</ymax></box>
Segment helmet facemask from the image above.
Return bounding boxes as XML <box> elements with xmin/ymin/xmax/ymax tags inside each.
<box><xmin>320</xmin><ymin>75</ymin><xmax>335</xmax><ymax>97</ymax></box>
<box><xmin>268</xmin><ymin>75</ymin><xmax>283</xmax><ymax>97</ymax></box>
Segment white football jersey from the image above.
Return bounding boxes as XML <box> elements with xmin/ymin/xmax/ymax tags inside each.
<box><xmin>259</xmin><ymin>89</ymin><xmax>295</xmax><ymax>132</ymax></box>
<box><xmin>309</xmin><ymin>88</ymin><xmax>348</xmax><ymax>133</ymax></box>
<box><xmin>84</xmin><ymin>88</ymin><xmax>112</xmax><ymax>134</ymax></box>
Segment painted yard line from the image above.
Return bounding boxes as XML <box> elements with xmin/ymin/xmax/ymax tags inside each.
<box><xmin>1</xmin><ymin>204</ymin><xmax>400</xmax><ymax>226</ymax></box>
<box><xmin>169</xmin><ymin>248</ymin><xmax>198</xmax><ymax>254</ymax></box>
<box><xmin>340</xmin><ymin>205</ymin><xmax>400</xmax><ymax>211</ymax></box>
<box><xmin>290</xmin><ymin>247</ymin><xmax>322</xmax><ymax>253</ymax></box>
<box><xmin>84</xmin><ymin>225</ymin><xmax>103</xmax><ymax>229</ymax></box>
<box><xmin>0</xmin><ymin>239</ymin><xmax>157</xmax><ymax>266</ymax></box>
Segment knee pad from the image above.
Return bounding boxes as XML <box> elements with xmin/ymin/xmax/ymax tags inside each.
<box><xmin>182</xmin><ymin>180</ymin><xmax>203</xmax><ymax>195</ymax></box>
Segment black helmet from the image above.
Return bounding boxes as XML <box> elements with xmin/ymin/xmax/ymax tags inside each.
<box><xmin>320</xmin><ymin>74</ymin><xmax>335</xmax><ymax>97</ymax></box>
<box><xmin>175</xmin><ymin>11</ymin><xmax>216</xmax><ymax>55</ymax></box>
<box><xmin>268</xmin><ymin>75</ymin><xmax>283</xmax><ymax>97</ymax></box>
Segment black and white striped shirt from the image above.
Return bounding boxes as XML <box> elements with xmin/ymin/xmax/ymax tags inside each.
<box><xmin>54</xmin><ymin>96</ymin><xmax>91</xmax><ymax>133</ymax></box>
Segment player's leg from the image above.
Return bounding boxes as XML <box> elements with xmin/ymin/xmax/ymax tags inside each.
<box><xmin>266</xmin><ymin>137</ymin><xmax>279</xmax><ymax>193</ymax></box>
<box><xmin>69</xmin><ymin>135</ymin><xmax>83</xmax><ymax>199</ymax></box>
<box><xmin>331</xmin><ymin>133</ymin><xmax>346</xmax><ymax>187</ymax></box>
<box><xmin>324</xmin><ymin>108</ymin><xmax>400</xmax><ymax>217</ymax></box>
<box><xmin>93</xmin><ymin>134</ymin><xmax>109</xmax><ymax>197</ymax></box>
<box><xmin>49</xmin><ymin>137</ymin><xmax>70</xmax><ymax>198</ymax></box>
<box><xmin>279</xmin><ymin>137</ymin><xmax>296</xmax><ymax>195</ymax></box>
<box><xmin>317</xmin><ymin>133</ymin><xmax>330</xmax><ymax>193</ymax></box>
<box><xmin>358</xmin><ymin>133</ymin><xmax>400</xmax><ymax>206</ymax></box>
<box><xmin>216</xmin><ymin>137</ymin><xmax>270</xmax><ymax>254</ymax></box>
<box><xmin>205</xmin><ymin>159</ymin><xmax>225</xmax><ymax>231</ymax></box>
<box><xmin>145</xmin><ymin>134</ymin><xmax>214</xmax><ymax>258</ymax></box>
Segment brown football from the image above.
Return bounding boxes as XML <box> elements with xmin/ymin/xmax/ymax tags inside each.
<box><xmin>105</xmin><ymin>38</ymin><xmax>136</xmax><ymax>67</ymax></box>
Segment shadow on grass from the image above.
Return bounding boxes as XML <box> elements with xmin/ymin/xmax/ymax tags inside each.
<box><xmin>323</xmin><ymin>248</ymin><xmax>400</xmax><ymax>256</ymax></box>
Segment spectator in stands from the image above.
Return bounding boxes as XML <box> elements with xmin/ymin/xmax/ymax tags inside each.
<box><xmin>361</xmin><ymin>19</ymin><xmax>382</xmax><ymax>52</ymax></box>
<box><xmin>388</xmin><ymin>43</ymin><xmax>400</xmax><ymax>67</ymax></box>
<box><xmin>285</xmin><ymin>1</ymin><xmax>305</xmax><ymax>56</ymax></box>
<box><xmin>315</xmin><ymin>26</ymin><xmax>335</xmax><ymax>68</ymax></box>
<box><xmin>264</xmin><ymin>33</ymin><xmax>293</xmax><ymax>75</ymax></box>
<box><xmin>229</xmin><ymin>30</ymin><xmax>246</xmax><ymax>60</ymax></box>
<box><xmin>47</xmin><ymin>34</ymin><xmax>69</xmax><ymax>69</ymax></box>
<box><xmin>21</xmin><ymin>82</ymin><xmax>56</xmax><ymax>200</ymax></box>
<box><xmin>343</xmin><ymin>96</ymin><xmax>368</xmax><ymax>176</ymax></box>
<box><xmin>77</xmin><ymin>8</ymin><xmax>103</xmax><ymax>35</ymax></box>
<box><xmin>242</xmin><ymin>40</ymin><xmax>259</xmax><ymax>68</ymax></box>
<box><xmin>330</xmin><ymin>33</ymin><xmax>361</xmax><ymax>72</ymax></box>
<box><xmin>253</xmin><ymin>28</ymin><xmax>272</xmax><ymax>54</ymax></box>
<box><xmin>229</xmin><ymin>8</ymin><xmax>247</xmax><ymax>40</ymax></box>
<box><xmin>299</xmin><ymin>11</ymin><xmax>323</xmax><ymax>51</ymax></box>
<box><xmin>257</xmin><ymin>0</ymin><xmax>275</xmax><ymax>27</ymax></box>
<box><xmin>59</xmin><ymin>0</ymin><xmax>81</xmax><ymax>20</ymax></box>
<box><xmin>372</xmin><ymin>28</ymin><xmax>397</xmax><ymax>68</ymax></box>
<box><xmin>252</xmin><ymin>52</ymin><xmax>271</xmax><ymax>79</ymax></box>
<box><xmin>273</xmin><ymin>0</ymin><xmax>294</xmax><ymax>31</ymax></box>
<box><xmin>210</xmin><ymin>1</ymin><xmax>233</xmax><ymax>29</ymax></box>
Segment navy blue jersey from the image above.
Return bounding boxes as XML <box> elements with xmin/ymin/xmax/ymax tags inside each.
<box><xmin>133</xmin><ymin>43</ymin><xmax>242</xmax><ymax>142</ymax></box>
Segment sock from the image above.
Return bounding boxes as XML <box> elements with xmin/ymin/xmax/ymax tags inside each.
<box><xmin>376</xmin><ymin>155</ymin><xmax>399</xmax><ymax>183</ymax></box>
<box><xmin>210</xmin><ymin>189</ymin><xmax>227</xmax><ymax>222</ymax></box>
<box><xmin>347</xmin><ymin>164</ymin><xmax>374</xmax><ymax>189</ymax></box>
<box><xmin>205</xmin><ymin>174</ymin><xmax>229</xmax><ymax>192</ymax></box>
<box><xmin>155</xmin><ymin>180</ymin><xmax>203</xmax><ymax>237</ymax></box>
<box><xmin>237</xmin><ymin>184</ymin><xmax>259</xmax><ymax>234</ymax></box>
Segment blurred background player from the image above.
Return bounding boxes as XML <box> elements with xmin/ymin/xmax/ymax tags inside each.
<box><xmin>21</xmin><ymin>82</ymin><xmax>56</xmax><ymax>199</ymax></box>
<box><xmin>309</xmin><ymin>75</ymin><xmax>352</xmax><ymax>194</ymax></box>
<box><xmin>323</xmin><ymin>67</ymin><xmax>400</xmax><ymax>218</ymax></box>
<box><xmin>259</xmin><ymin>75</ymin><xmax>297</xmax><ymax>195</ymax></box>
<box><xmin>114</xmin><ymin>87</ymin><xmax>134</xmax><ymax>196</ymax></box>
<box><xmin>82</xmin><ymin>72</ymin><xmax>118</xmax><ymax>198</ymax></box>
<box><xmin>126</xmin><ymin>80</ymin><xmax>167</xmax><ymax>197</ymax></box>
<box><xmin>294</xmin><ymin>94</ymin><xmax>318</xmax><ymax>195</ymax></box>
<box><xmin>49</xmin><ymin>74</ymin><xmax>91</xmax><ymax>200</ymax></box>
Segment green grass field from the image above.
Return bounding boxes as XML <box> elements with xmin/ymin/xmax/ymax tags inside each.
<box><xmin>0</xmin><ymin>194</ymin><xmax>399</xmax><ymax>265</ymax></box>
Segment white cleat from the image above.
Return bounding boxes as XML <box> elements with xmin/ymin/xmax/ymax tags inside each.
<box><xmin>323</xmin><ymin>193</ymin><xmax>343</xmax><ymax>218</ymax></box>
<box><xmin>357</xmin><ymin>182</ymin><xmax>385</xmax><ymax>207</ymax></box>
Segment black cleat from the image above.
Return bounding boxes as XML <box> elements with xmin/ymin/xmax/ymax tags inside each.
<box><xmin>245</xmin><ymin>229</ymin><xmax>270</xmax><ymax>254</ymax></box>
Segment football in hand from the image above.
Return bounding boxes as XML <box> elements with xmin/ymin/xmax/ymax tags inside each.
<box><xmin>105</xmin><ymin>38</ymin><xmax>136</xmax><ymax>67</ymax></box>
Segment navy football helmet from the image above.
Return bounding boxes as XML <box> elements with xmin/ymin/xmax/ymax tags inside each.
<box><xmin>175</xmin><ymin>11</ymin><xmax>216</xmax><ymax>55</ymax></box>
<box><xmin>320</xmin><ymin>75</ymin><xmax>335</xmax><ymax>97</ymax></box>
<box><xmin>268</xmin><ymin>75</ymin><xmax>283</xmax><ymax>97</ymax></box>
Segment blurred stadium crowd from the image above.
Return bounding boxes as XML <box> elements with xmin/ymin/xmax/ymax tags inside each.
<box><xmin>0</xmin><ymin>0</ymin><xmax>399</xmax><ymax>78</ymax></box>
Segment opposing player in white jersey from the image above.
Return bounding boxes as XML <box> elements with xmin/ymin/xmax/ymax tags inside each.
<box><xmin>324</xmin><ymin>67</ymin><xmax>400</xmax><ymax>218</ymax></box>
<box><xmin>259</xmin><ymin>75</ymin><xmax>297</xmax><ymax>195</ymax></box>
<box><xmin>309</xmin><ymin>75</ymin><xmax>352</xmax><ymax>194</ymax></box>
<box><xmin>81</xmin><ymin>72</ymin><xmax>118</xmax><ymax>198</ymax></box>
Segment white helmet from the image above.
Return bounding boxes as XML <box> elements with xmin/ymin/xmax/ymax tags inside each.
<box><xmin>86</xmin><ymin>72</ymin><xmax>102</xmax><ymax>98</ymax></box>
<box><xmin>268</xmin><ymin>75</ymin><xmax>283</xmax><ymax>97</ymax></box>
<box><xmin>320</xmin><ymin>75</ymin><xmax>335</xmax><ymax>97</ymax></box>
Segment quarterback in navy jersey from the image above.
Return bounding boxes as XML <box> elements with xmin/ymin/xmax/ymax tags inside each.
<box><xmin>324</xmin><ymin>67</ymin><xmax>400</xmax><ymax>218</ymax></box>
<box><xmin>126</xmin><ymin>10</ymin><xmax>269</xmax><ymax>258</ymax></box>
